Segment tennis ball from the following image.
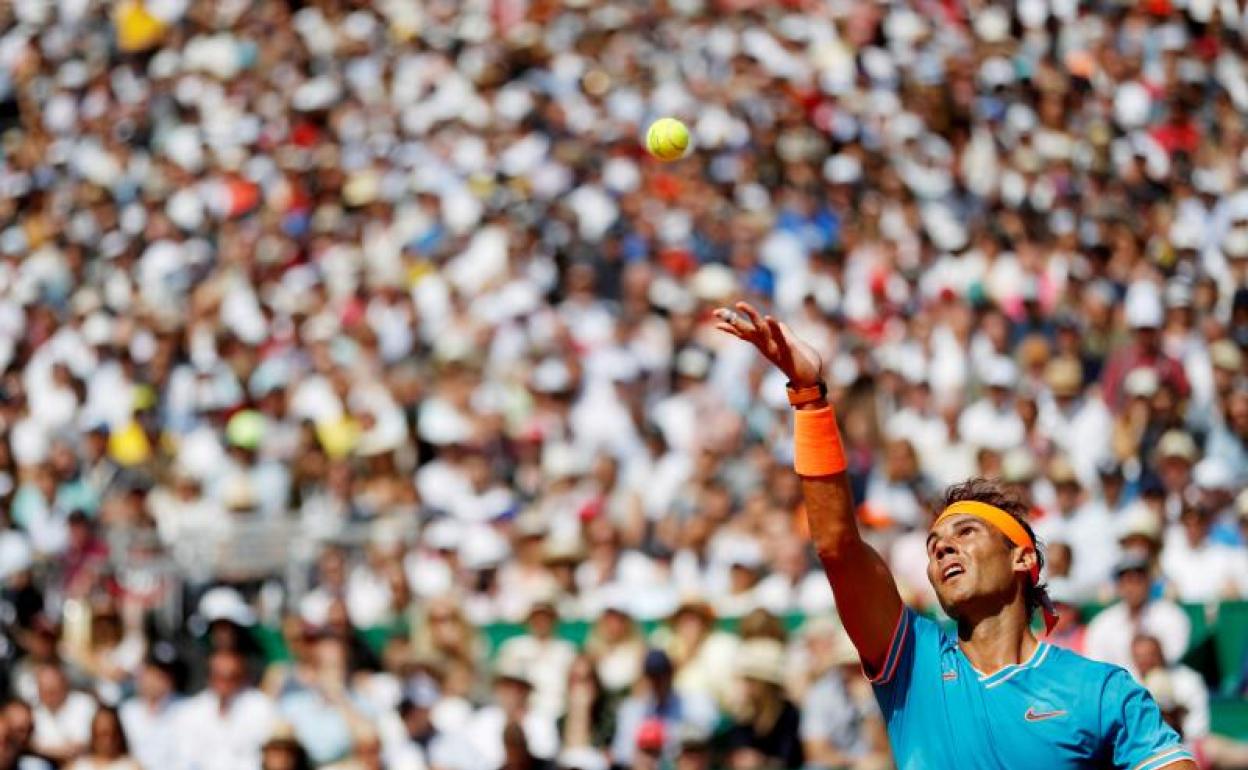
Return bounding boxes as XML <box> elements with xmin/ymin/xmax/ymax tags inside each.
<box><xmin>646</xmin><ymin>118</ymin><xmax>690</xmax><ymax>162</ymax></box>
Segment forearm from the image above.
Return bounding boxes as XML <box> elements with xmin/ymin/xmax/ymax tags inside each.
<box><xmin>801</xmin><ymin>472</ymin><xmax>862</xmax><ymax>561</ymax></box>
<box><xmin>793</xmin><ymin>400</ymin><xmax>902</xmax><ymax>672</ymax></box>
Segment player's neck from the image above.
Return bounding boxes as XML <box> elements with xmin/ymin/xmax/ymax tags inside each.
<box><xmin>956</xmin><ymin>602</ymin><xmax>1039</xmax><ymax>677</ymax></box>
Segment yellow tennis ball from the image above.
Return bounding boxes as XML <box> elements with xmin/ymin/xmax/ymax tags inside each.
<box><xmin>646</xmin><ymin>118</ymin><xmax>690</xmax><ymax>162</ymax></box>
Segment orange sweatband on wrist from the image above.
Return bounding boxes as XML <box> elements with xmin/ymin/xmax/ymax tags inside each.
<box><xmin>793</xmin><ymin>406</ymin><xmax>847</xmax><ymax>477</ymax></box>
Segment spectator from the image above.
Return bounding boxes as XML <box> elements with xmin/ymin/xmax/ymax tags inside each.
<box><xmin>1085</xmin><ymin>554</ymin><xmax>1191</xmax><ymax>673</ymax></box>
<box><xmin>673</xmin><ymin>728</ymin><xmax>713</xmax><ymax>770</ymax></box>
<box><xmin>611</xmin><ymin>650</ymin><xmax>716</xmax><ymax>769</ymax></box>
<box><xmin>663</xmin><ymin>597</ymin><xmax>738</xmax><ymax>708</ymax></box>
<box><xmin>1131</xmin><ymin>635</ymin><xmax>1209</xmax><ymax>742</ymax></box>
<box><xmin>581</xmin><ymin>594</ymin><xmax>644</xmax><ymax>697</ymax></box>
<box><xmin>386</xmin><ymin>676</ymin><xmax>478</xmax><ymax>770</ymax></box>
<box><xmin>60</xmin><ymin>601</ymin><xmax>144</xmax><ymax>705</ymax></box>
<box><xmin>170</xmin><ymin>649</ymin><xmax>277</xmax><ymax>770</ymax></box>
<box><xmin>1043</xmin><ymin>579</ymin><xmax>1088</xmax><ymax>657</ymax></box>
<box><xmin>118</xmin><ymin>647</ymin><xmax>183</xmax><ymax>770</ymax></box>
<box><xmin>321</xmin><ymin>725</ymin><xmax>391</xmax><ymax>770</ymax></box>
<box><xmin>798</xmin><ymin>620</ymin><xmax>890</xmax><ymax>770</ymax></box>
<box><xmin>467</xmin><ymin>656</ymin><xmax>559</xmax><ymax>770</ymax></box>
<box><xmin>1162</xmin><ymin>506</ymin><xmax>1248</xmax><ymax>602</ymax></box>
<box><xmin>1102</xmin><ymin>289</ymin><xmax>1190</xmax><ymax>414</ymax></box>
<box><xmin>258</xmin><ymin>724</ymin><xmax>313</xmax><ymax>770</ymax></box>
<box><xmin>1144</xmin><ymin>670</ymin><xmax>1248</xmax><ymax>770</ymax></box>
<box><xmin>28</xmin><ymin>663</ymin><xmax>95</xmax><ymax>764</ymax></box>
<box><xmin>497</xmin><ymin>590</ymin><xmax>577</xmax><ymax>720</ymax></box>
<box><xmin>0</xmin><ymin>701</ymin><xmax>51</xmax><ymax>770</ymax></box>
<box><xmin>1032</xmin><ymin>456</ymin><xmax>1118</xmax><ymax>598</ymax></box>
<box><xmin>721</xmin><ymin>639</ymin><xmax>803</xmax><ymax>769</ymax></box>
<box><xmin>559</xmin><ymin>656</ymin><xmax>616</xmax><ymax>755</ymax></box>
<box><xmin>277</xmin><ymin>633</ymin><xmax>373</xmax><ymax>767</ymax></box>
<box><xmin>64</xmin><ymin>707</ymin><xmax>140</xmax><ymax>770</ymax></box>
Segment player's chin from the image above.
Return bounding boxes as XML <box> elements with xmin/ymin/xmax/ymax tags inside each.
<box><xmin>932</xmin><ymin>579</ymin><xmax>975</xmax><ymax>610</ymax></box>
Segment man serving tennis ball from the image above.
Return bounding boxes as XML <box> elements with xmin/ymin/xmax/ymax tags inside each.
<box><xmin>715</xmin><ymin>301</ymin><xmax>1196</xmax><ymax>770</ymax></box>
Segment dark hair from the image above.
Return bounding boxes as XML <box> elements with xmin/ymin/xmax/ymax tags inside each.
<box><xmin>89</xmin><ymin>706</ymin><xmax>130</xmax><ymax>757</ymax></box>
<box><xmin>943</xmin><ymin>478</ymin><xmax>1049</xmax><ymax>623</ymax></box>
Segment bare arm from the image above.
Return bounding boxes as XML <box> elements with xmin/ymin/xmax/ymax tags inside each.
<box><xmin>715</xmin><ymin>302</ymin><xmax>903</xmax><ymax>674</ymax></box>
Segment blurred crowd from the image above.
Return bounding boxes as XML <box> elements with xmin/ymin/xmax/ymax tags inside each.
<box><xmin>1</xmin><ymin>0</ymin><xmax>1248</xmax><ymax>767</ymax></box>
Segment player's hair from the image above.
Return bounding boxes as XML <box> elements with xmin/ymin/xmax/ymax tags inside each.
<box><xmin>942</xmin><ymin>478</ymin><xmax>1050</xmax><ymax>624</ymax></box>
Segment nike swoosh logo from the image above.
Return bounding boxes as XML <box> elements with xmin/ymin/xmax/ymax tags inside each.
<box><xmin>1024</xmin><ymin>708</ymin><xmax>1067</xmax><ymax>722</ymax></box>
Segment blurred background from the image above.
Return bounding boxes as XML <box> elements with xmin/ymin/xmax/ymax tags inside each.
<box><xmin>0</xmin><ymin>0</ymin><xmax>1246</xmax><ymax>768</ymax></box>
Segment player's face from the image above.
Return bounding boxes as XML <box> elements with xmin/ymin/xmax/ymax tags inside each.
<box><xmin>925</xmin><ymin>515</ymin><xmax>1024</xmax><ymax>619</ymax></box>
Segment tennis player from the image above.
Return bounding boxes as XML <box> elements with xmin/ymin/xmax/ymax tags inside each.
<box><xmin>716</xmin><ymin>301</ymin><xmax>1196</xmax><ymax>770</ymax></box>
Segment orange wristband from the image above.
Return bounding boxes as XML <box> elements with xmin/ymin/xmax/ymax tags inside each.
<box><xmin>793</xmin><ymin>406</ymin><xmax>847</xmax><ymax>477</ymax></box>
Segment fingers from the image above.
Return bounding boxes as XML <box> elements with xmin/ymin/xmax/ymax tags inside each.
<box><xmin>714</xmin><ymin>321</ymin><xmax>746</xmax><ymax>339</ymax></box>
<box><xmin>736</xmin><ymin>302</ymin><xmax>767</xmax><ymax>334</ymax></box>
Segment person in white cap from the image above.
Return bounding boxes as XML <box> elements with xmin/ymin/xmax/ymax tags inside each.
<box><xmin>496</xmin><ymin>589</ymin><xmax>577</xmax><ymax>719</ymax></box>
<box><xmin>957</xmin><ymin>355</ymin><xmax>1025</xmax><ymax>452</ymax></box>
<box><xmin>1102</xmin><ymin>284</ymin><xmax>1191</xmax><ymax>413</ymax></box>
<box><xmin>722</xmin><ymin>639</ymin><xmax>803</xmax><ymax>769</ymax></box>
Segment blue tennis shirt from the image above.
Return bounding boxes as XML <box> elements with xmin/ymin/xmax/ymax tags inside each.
<box><xmin>871</xmin><ymin>608</ymin><xmax>1194</xmax><ymax>770</ymax></box>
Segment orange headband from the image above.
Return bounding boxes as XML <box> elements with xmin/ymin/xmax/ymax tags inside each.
<box><xmin>932</xmin><ymin>501</ymin><xmax>1039</xmax><ymax>584</ymax></box>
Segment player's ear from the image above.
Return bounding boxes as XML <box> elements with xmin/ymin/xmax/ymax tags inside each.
<box><xmin>1014</xmin><ymin>546</ymin><xmax>1037</xmax><ymax>576</ymax></box>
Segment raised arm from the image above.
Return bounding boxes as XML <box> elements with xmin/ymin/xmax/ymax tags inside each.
<box><xmin>715</xmin><ymin>302</ymin><xmax>903</xmax><ymax>674</ymax></box>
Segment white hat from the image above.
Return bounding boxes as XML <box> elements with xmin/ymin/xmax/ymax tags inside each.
<box><xmin>823</xmin><ymin>153</ymin><xmax>862</xmax><ymax>185</ymax></box>
<box><xmin>973</xmin><ymin>6</ymin><xmax>1010</xmax><ymax>42</ymax></box>
<box><xmin>1169</xmin><ymin>218</ymin><xmax>1203</xmax><ymax>251</ymax></box>
<box><xmin>1113</xmin><ymin>82</ymin><xmax>1151</xmax><ymax>129</ymax></box>
<box><xmin>542</xmin><ymin>442</ymin><xmax>589</xmax><ymax>481</ymax></box>
<box><xmin>1124</xmin><ymin>283</ymin><xmax>1164</xmax><ymax>329</ymax></box>
<box><xmin>1117</xmin><ymin>502</ymin><xmax>1162</xmax><ymax>543</ymax></box>
<box><xmin>674</xmin><ymin>347</ymin><xmax>713</xmax><ymax>379</ymax></box>
<box><xmin>1193</xmin><ymin>457</ymin><xmax>1233</xmax><ymax>490</ymax></box>
<box><xmin>737</xmin><ymin>639</ymin><xmax>787</xmax><ymax>686</ymax></box>
<box><xmin>690</xmin><ymin>263</ymin><xmax>737</xmax><ymax>302</ymax></box>
<box><xmin>197</xmin><ymin>586</ymin><xmax>256</xmax><ymax>627</ymax></box>
<box><xmin>531</xmin><ymin>358</ymin><xmax>573</xmax><ymax>394</ymax></box>
<box><xmin>418</xmin><ymin>402</ymin><xmax>473</xmax><ymax>446</ymax></box>
<box><xmin>423</xmin><ymin>519</ymin><xmax>463</xmax><ymax>551</ymax></box>
<box><xmin>727</xmin><ymin>539</ymin><xmax>765</xmax><ymax>571</ymax></box>
<box><xmin>1223</xmin><ymin>228</ymin><xmax>1248</xmax><ymax>259</ymax></box>
<box><xmin>494</xmin><ymin>653</ymin><xmax>535</xmax><ymax>688</ymax></box>
<box><xmin>1002</xmin><ymin>448</ymin><xmax>1038</xmax><ymax>483</ymax></box>
<box><xmin>1156</xmin><ymin>430</ymin><xmax>1198</xmax><ymax>463</ymax></box>
<box><xmin>459</xmin><ymin>526</ymin><xmax>510</xmax><ymax>571</ymax></box>
<box><xmin>982</xmin><ymin>356</ymin><xmax>1019</xmax><ymax>389</ymax></box>
<box><xmin>1124</xmin><ymin>368</ymin><xmax>1160</xmax><ymax>398</ymax></box>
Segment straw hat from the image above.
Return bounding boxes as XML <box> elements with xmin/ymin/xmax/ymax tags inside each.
<box><xmin>737</xmin><ymin>639</ymin><xmax>787</xmax><ymax>686</ymax></box>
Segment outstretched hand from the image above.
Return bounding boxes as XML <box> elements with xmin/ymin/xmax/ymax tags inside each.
<box><xmin>714</xmin><ymin>302</ymin><xmax>823</xmax><ymax>387</ymax></box>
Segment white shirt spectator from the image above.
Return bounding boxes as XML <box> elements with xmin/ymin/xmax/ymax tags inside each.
<box><xmin>958</xmin><ymin>398</ymin><xmax>1024</xmax><ymax>452</ymax></box>
<box><xmin>465</xmin><ymin>706</ymin><xmax>559</xmax><ymax>770</ymax></box>
<box><xmin>1085</xmin><ymin>601</ymin><xmax>1191</xmax><ymax>672</ymax></box>
<box><xmin>170</xmin><ymin>689</ymin><xmax>277</xmax><ymax>770</ymax></box>
<box><xmin>119</xmin><ymin>697</ymin><xmax>182</xmax><ymax>770</ymax></box>
<box><xmin>31</xmin><ymin>690</ymin><xmax>96</xmax><ymax>758</ymax></box>
<box><xmin>1039</xmin><ymin>396</ymin><xmax>1113</xmax><ymax>485</ymax></box>
<box><xmin>1032</xmin><ymin>502</ymin><xmax>1120</xmax><ymax>599</ymax></box>
<box><xmin>1163</xmin><ymin>664</ymin><xmax>1211</xmax><ymax>740</ymax></box>
<box><xmin>1161</xmin><ymin>527</ymin><xmax>1248</xmax><ymax>602</ymax></box>
<box><xmin>494</xmin><ymin>635</ymin><xmax>577</xmax><ymax>719</ymax></box>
